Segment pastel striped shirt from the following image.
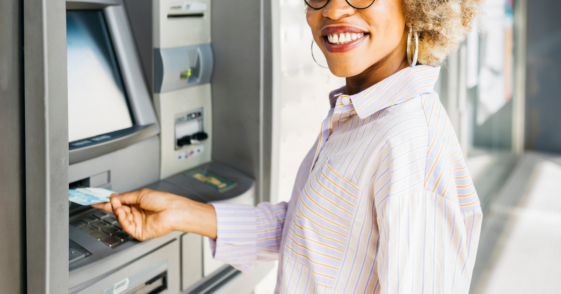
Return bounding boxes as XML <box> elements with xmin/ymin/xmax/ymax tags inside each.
<box><xmin>209</xmin><ymin>65</ymin><xmax>483</xmax><ymax>293</ymax></box>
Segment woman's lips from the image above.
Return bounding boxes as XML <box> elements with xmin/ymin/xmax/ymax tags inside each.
<box><xmin>321</xmin><ymin>26</ymin><xmax>367</xmax><ymax>36</ymax></box>
<box><xmin>321</xmin><ymin>26</ymin><xmax>369</xmax><ymax>53</ymax></box>
<box><xmin>324</xmin><ymin>34</ymin><xmax>368</xmax><ymax>53</ymax></box>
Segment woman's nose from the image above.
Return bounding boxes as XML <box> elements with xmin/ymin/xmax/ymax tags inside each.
<box><xmin>322</xmin><ymin>0</ymin><xmax>356</xmax><ymax>20</ymax></box>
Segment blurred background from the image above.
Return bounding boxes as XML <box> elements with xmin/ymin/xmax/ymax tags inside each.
<box><xmin>258</xmin><ymin>0</ymin><xmax>561</xmax><ymax>293</ymax></box>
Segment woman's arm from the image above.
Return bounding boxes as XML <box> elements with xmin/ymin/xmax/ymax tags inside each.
<box><xmin>91</xmin><ymin>189</ymin><xmax>218</xmax><ymax>240</ymax></box>
<box><xmin>92</xmin><ymin>188</ymin><xmax>289</xmax><ymax>272</ymax></box>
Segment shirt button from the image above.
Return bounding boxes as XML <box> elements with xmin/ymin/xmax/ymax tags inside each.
<box><xmin>342</xmin><ymin>97</ymin><xmax>351</xmax><ymax>105</ymax></box>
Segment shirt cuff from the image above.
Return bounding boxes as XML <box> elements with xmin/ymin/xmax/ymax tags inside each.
<box><xmin>208</xmin><ymin>203</ymin><xmax>257</xmax><ymax>272</ymax></box>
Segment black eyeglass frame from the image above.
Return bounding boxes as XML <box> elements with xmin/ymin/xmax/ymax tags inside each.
<box><xmin>304</xmin><ymin>0</ymin><xmax>376</xmax><ymax>10</ymax></box>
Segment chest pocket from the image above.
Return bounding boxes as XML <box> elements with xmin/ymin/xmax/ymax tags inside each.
<box><xmin>284</xmin><ymin>159</ymin><xmax>360</xmax><ymax>287</ymax></box>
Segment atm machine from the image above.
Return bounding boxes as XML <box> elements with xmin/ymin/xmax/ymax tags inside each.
<box><xmin>65</xmin><ymin>0</ymin><xmax>272</xmax><ymax>293</ymax></box>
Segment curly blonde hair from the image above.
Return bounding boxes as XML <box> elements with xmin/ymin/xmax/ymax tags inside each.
<box><xmin>402</xmin><ymin>0</ymin><xmax>484</xmax><ymax>64</ymax></box>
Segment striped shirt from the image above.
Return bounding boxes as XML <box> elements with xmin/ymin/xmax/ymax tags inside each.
<box><xmin>210</xmin><ymin>65</ymin><xmax>483</xmax><ymax>293</ymax></box>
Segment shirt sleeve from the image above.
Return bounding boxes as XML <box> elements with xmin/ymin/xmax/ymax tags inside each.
<box><xmin>375</xmin><ymin>191</ymin><xmax>483</xmax><ymax>294</ymax></box>
<box><xmin>209</xmin><ymin>201</ymin><xmax>288</xmax><ymax>272</ymax></box>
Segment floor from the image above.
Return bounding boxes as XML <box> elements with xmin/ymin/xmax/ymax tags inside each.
<box><xmin>471</xmin><ymin>152</ymin><xmax>561</xmax><ymax>294</ymax></box>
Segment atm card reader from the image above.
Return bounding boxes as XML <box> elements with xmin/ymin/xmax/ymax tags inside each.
<box><xmin>175</xmin><ymin>109</ymin><xmax>208</xmax><ymax>149</ymax></box>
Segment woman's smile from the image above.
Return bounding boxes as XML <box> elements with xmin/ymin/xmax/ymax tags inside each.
<box><xmin>321</xmin><ymin>25</ymin><xmax>369</xmax><ymax>53</ymax></box>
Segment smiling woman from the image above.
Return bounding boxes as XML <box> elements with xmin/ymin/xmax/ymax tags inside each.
<box><xmin>94</xmin><ymin>0</ymin><xmax>484</xmax><ymax>293</ymax></box>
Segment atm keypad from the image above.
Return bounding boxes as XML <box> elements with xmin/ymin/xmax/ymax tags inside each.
<box><xmin>70</xmin><ymin>220</ymin><xmax>86</xmax><ymax>228</ymax></box>
<box><xmin>93</xmin><ymin>211</ymin><xmax>111</xmax><ymax>219</ymax></box>
<box><xmin>90</xmin><ymin>230</ymin><xmax>108</xmax><ymax>240</ymax></box>
<box><xmin>82</xmin><ymin>216</ymin><xmax>97</xmax><ymax>223</ymax></box>
<box><xmin>71</xmin><ymin>210</ymin><xmax>136</xmax><ymax>250</ymax></box>
<box><xmin>101</xmin><ymin>236</ymin><xmax>121</xmax><ymax>248</ymax></box>
<box><xmin>102</xmin><ymin>226</ymin><xmax>119</xmax><ymax>235</ymax></box>
<box><xmin>113</xmin><ymin>231</ymin><xmax>132</xmax><ymax>242</ymax></box>
<box><xmin>79</xmin><ymin>225</ymin><xmax>98</xmax><ymax>234</ymax></box>
<box><xmin>91</xmin><ymin>220</ymin><xmax>110</xmax><ymax>229</ymax></box>
<box><xmin>104</xmin><ymin>215</ymin><xmax>118</xmax><ymax>225</ymax></box>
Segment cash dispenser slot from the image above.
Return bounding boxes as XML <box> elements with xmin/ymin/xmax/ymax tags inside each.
<box><xmin>168</xmin><ymin>13</ymin><xmax>204</xmax><ymax>18</ymax></box>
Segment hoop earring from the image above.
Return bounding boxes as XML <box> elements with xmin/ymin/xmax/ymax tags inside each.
<box><xmin>407</xmin><ymin>28</ymin><xmax>419</xmax><ymax>67</ymax></box>
<box><xmin>311</xmin><ymin>40</ymin><xmax>329</xmax><ymax>69</ymax></box>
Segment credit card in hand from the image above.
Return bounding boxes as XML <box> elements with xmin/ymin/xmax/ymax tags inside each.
<box><xmin>69</xmin><ymin>187</ymin><xmax>116</xmax><ymax>205</ymax></box>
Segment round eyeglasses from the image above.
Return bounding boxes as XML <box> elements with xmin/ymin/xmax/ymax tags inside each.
<box><xmin>305</xmin><ymin>0</ymin><xmax>376</xmax><ymax>10</ymax></box>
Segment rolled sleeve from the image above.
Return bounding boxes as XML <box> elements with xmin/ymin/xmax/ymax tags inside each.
<box><xmin>209</xmin><ymin>201</ymin><xmax>288</xmax><ymax>272</ymax></box>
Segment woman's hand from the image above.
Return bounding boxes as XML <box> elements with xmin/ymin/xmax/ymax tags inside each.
<box><xmin>91</xmin><ymin>189</ymin><xmax>217</xmax><ymax>241</ymax></box>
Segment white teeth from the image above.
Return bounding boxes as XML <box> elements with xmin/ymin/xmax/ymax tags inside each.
<box><xmin>326</xmin><ymin>32</ymin><xmax>365</xmax><ymax>44</ymax></box>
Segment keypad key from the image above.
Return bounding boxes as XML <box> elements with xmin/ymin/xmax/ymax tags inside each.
<box><xmin>102</xmin><ymin>226</ymin><xmax>119</xmax><ymax>235</ymax></box>
<box><xmin>82</xmin><ymin>216</ymin><xmax>97</xmax><ymax>224</ymax></box>
<box><xmin>80</xmin><ymin>225</ymin><xmax>97</xmax><ymax>234</ymax></box>
<box><xmin>114</xmin><ymin>223</ymin><xmax>122</xmax><ymax>230</ymax></box>
<box><xmin>101</xmin><ymin>236</ymin><xmax>121</xmax><ymax>248</ymax></box>
<box><xmin>70</xmin><ymin>220</ymin><xmax>86</xmax><ymax>228</ymax></box>
<box><xmin>104</xmin><ymin>216</ymin><xmax>118</xmax><ymax>225</ymax></box>
<box><xmin>69</xmin><ymin>245</ymin><xmax>85</xmax><ymax>262</ymax></box>
<box><xmin>93</xmin><ymin>211</ymin><xmax>110</xmax><ymax>219</ymax></box>
<box><xmin>91</xmin><ymin>220</ymin><xmax>109</xmax><ymax>229</ymax></box>
<box><xmin>113</xmin><ymin>231</ymin><xmax>132</xmax><ymax>242</ymax></box>
<box><xmin>90</xmin><ymin>230</ymin><xmax>108</xmax><ymax>240</ymax></box>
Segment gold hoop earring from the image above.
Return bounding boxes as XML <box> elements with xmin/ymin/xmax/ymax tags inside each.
<box><xmin>407</xmin><ymin>28</ymin><xmax>419</xmax><ymax>67</ymax></box>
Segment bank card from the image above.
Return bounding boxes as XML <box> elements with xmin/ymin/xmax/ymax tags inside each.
<box><xmin>69</xmin><ymin>187</ymin><xmax>116</xmax><ymax>205</ymax></box>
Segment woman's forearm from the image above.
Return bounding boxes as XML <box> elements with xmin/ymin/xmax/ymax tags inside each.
<box><xmin>175</xmin><ymin>198</ymin><xmax>217</xmax><ymax>239</ymax></box>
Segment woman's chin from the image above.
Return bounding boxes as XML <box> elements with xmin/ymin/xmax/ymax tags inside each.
<box><xmin>326</xmin><ymin>61</ymin><xmax>369</xmax><ymax>78</ymax></box>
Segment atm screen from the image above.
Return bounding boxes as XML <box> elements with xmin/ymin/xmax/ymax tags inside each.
<box><xmin>67</xmin><ymin>10</ymin><xmax>133</xmax><ymax>143</ymax></box>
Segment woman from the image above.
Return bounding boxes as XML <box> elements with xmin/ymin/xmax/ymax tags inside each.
<box><xmin>94</xmin><ymin>0</ymin><xmax>483</xmax><ymax>292</ymax></box>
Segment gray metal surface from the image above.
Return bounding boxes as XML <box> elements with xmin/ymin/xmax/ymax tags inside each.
<box><xmin>154</xmin><ymin>44</ymin><xmax>214</xmax><ymax>93</ymax></box>
<box><xmin>0</xmin><ymin>0</ymin><xmax>25</xmax><ymax>292</ymax></box>
<box><xmin>125</xmin><ymin>0</ymin><xmax>275</xmax><ymax>204</ymax></box>
<box><xmin>24</xmin><ymin>0</ymin><xmax>69</xmax><ymax>293</ymax></box>
<box><xmin>210</xmin><ymin>0</ymin><xmax>274</xmax><ymax>205</ymax></box>
<box><xmin>524</xmin><ymin>0</ymin><xmax>561</xmax><ymax>152</ymax></box>
<box><xmin>212</xmin><ymin>262</ymin><xmax>274</xmax><ymax>294</ymax></box>
<box><xmin>122</xmin><ymin>0</ymin><xmax>153</xmax><ymax>93</ymax></box>
<box><xmin>69</xmin><ymin>230</ymin><xmax>182</xmax><ymax>290</ymax></box>
<box><xmin>165</xmin><ymin>162</ymin><xmax>255</xmax><ymax>204</ymax></box>
<box><xmin>181</xmin><ymin>233</ymin><xmax>203</xmax><ymax>291</ymax></box>
<box><xmin>69</xmin><ymin>136</ymin><xmax>160</xmax><ymax>194</ymax></box>
<box><xmin>71</xmin><ymin>240</ymin><xmax>180</xmax><ymax>293</ymax></box>
<box><xmin>69</xmin><ymin>124</ymin><xmax>159</xmax><ymax>164</ymax></box>
<box><xmin>143</xmin><ymin>181</ymin><xmax>207</xmax><ymax>203</ymax></box>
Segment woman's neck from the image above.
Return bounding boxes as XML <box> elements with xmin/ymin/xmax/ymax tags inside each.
<box><xmin>345</xmin><ymin>35</ymin><xmax>410</xmax><ymax>96</ymax></box>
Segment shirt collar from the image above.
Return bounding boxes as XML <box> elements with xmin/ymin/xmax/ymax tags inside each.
<box><xmin>328</xmin><ymin>65</ymin><xmax>441</xmax><ymax>119</ymax></box>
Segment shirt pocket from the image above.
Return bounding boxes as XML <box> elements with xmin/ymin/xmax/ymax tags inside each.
<box><xmin>285</xmin><ymin>159</ymin><xmax>360</xmax><ymax>287</ymax></box>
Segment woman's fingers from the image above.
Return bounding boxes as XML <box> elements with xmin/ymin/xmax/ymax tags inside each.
<box><xmin>90</xmin><ymin>202</ymin><xmax>114</xmax><ymax>214</ymax></box>
<box><xmin>111</xmin><ymin>189</ymin><xmax>150</xmax><ymax>206</ymax></box>
<box><xmin>110</xmin><ymin>195</ymin><xmax>123</xmax><ymax>216</ymax></box>
<box><xmin>115</xmin><ymin>207</ymin><xmax>134</xmax><ymax>233</ymax></box>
